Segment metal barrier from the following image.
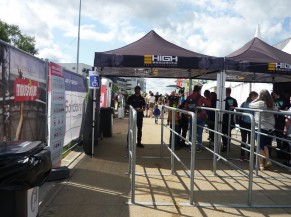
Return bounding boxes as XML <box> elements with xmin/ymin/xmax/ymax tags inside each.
<box><xmin>127</xmin><ymin>105</ymin><xmax>137</xmax><ymax>204</ymax></box>
<box><xmin>128</xmin><ymin>104</ymin><xmax>291</xmax><ymax>207</ymax></box>
<box><xmin>235</xmin><ymin>107</ymin><xmax>291</xmax><ymax>177</ymax></box>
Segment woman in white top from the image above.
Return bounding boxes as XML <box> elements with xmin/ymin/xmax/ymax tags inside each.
<box><xmin>249</xmin><ymin>89</ymin><xmax>275</xmax><ymax>171</ymax></box>
<box><xmin>148</xmin><ymin>92</ymin><xmax>156</xmax><ymax>118</ymax></box>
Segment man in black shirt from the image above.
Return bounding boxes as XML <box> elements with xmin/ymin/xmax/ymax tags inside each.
<box><xmin>221</xmin><ymin>87</ymin><xmax>238</xmax><ymax>152</ymax></box>
<box><xmin>273</xmin><ymin>91</ymin><xmax>290</xmax><ymax>158</ymax></box>
<box><xmin>127</xmin><ymin>86</ymin><xmax>146</xmax><ymax>148</ymax></box>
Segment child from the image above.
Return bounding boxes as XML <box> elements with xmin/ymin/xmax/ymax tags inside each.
<box><xmin>153</xmin><ymin>104</ymin><xmax>161</xmax><ymax>124</ymax></box>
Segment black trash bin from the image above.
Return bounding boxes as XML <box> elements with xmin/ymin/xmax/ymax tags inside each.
<box><xmin>0</xmin><ymin>141</ymin><xmax>52</xmax><ymax>217</ymax></box>
<box><xmin>100</xmin><ymin>107</ymin><xmax>114</xmax><ymax>137</ymax></box>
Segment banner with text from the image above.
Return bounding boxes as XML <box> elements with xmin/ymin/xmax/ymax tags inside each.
<box><xmin>64</xmin><ymin>69</ymin><xmax>87</xmax><ymax>146</ymax></box>
<box><xmin>0</xmin><ymin>42</ymin><xmax>46</xmax><ymax>142</ymax></box>
<box><xmin>48</xmin><ymin>62</ymin><xmax>66</xmax><ymax>167</ymax></box>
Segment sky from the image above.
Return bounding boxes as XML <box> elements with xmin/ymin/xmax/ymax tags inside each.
<box><xmin>1</xmin><ymin>0</ymin><xmax>291</xmax><ymax>94</ymax></box>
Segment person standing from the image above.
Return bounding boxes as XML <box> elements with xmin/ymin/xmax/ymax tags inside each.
<box><xmin>178</xmin><ymin>100</ymin><xmax>188</xmax><ymax>147</ymax></box>
<box><xmin>155</xmin><ymin>92</ymin><xmax>161</xmax><ymax>103</ymax></box>
<box><xmin>249</xmin><ymin>89</ymin><xmax>275</xmax><ymax>171</ymax></box>
<box><xmin>167</xmin><ymin>91</ymin><xmax>179</xmax><ymax>125</ymax></box>
<box><xmin>127</xmin><ymin>86</ymin><xmax>146</xmax><ymax>148</ymax></box>
<box><xmin>153</xmin><ymin>104</ymin><xmax>161</xmax><ymax>124</ymax></box>
<box><xmin>184</xmin><ymin>85</ymin><xmax>211</xmax><ymax>152</ymax></box>
<box><xmin>148</xmin><ymin>92</ymin><xmax>155</xmax><ymax>118</ymax></box>
<box><xmin>145</xmin><ymin>101</ymin><xmax>149</xmax><ymax>117</ymax></box>
<box><xmin>221</xmin><ymin>87</ymin><xmax>238</xmax><ymax>152</ymax></box>
<box><xmin>272</xmin><ymin>91</ymin><xmax>290</xmax><ymax>158</ymax></box>
<box><xmin>239</xmin><ymin>91</ymin><xmax>258</xmax><ymax>161</ymax></box>
<box><xmin>117</xmin><ymin>92</ymin><xmax>124</xmax><ymax>108</ymax></box>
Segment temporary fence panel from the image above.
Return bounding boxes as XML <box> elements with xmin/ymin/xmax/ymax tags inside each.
<box><xmin>63</xmin><ymin>69</ymin><xmax>87</xmax><ymax>146</ymax></box>
<box><xmin>0</xmin><ymin>41</ymin><xmax>47</xmax><ymax>142</ymax></box>
<box><xmin>127</xmin><ymin>104</ymin><xmax>291</xmax><ymax>208</ymax></box>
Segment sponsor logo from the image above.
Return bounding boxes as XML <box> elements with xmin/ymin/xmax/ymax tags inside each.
<box><xmin>65</xmin><ymin>78</ymin><xmax>78</xmax><ymax>85</ymax></box>
<box><xmin>66</xmin><ymin>100</ymin><xmax>83</xmax><ymax>113</ymax></box>
<box><xmin>144</xmin><ymin>55</ymin><xmax>178</xmax><ymax>67</ymax></box>
<box><xmin>226</xmin><ymin>75</ymin><xmax>244</xmax><ymax>80</ymax></box>
<box><xmin>14</xmin><ymin>78</ymin><xmax>38</xmax><ymax>102</ymax></box>
<box><xmin>268</xmin><ymin>63</ymin><xmax>291</xmax><ymax>71</ymax></box>
<box><xmin>50</xmin><ymin>63</ymin><xmax>64</xmax><ymax>77</ymax></box>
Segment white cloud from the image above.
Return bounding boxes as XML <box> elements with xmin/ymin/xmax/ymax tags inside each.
<box><xmin>1</xmin><ymin>0</ymin><xmax>291</xmax><ymax>88</ymax></box>
<box><xmin>146</xmin><ymin>78</ymin><xmax>177</xmax><ymax>95</ymax></box>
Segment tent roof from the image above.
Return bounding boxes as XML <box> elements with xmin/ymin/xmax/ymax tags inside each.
<box><xmin>93</xmin><ymin>32</ymin><xmax>291</xmax><ymax>82</ymax></box>
<box><xmin>226</xmin><ymin>37</ymin><xmax>291</xmax><ymax>63</ymax></box>
<box><xmin>103</xmin><ymin>30</ymin><xmax>206</xmax><ymax>57</ymax></box>
<box><xmin>273</xmin><ymin>37</ymin><xmax>291</xmax><ymax>54</ymax></box>
<box><xmin>94</xmin><ymin>30</ymin><xmax>223</xmax><ymax>78</ymax></box>
<box><xmin>198</xmin><ymin>37</ymin><xmax>291</xmax><ymax>83</ymax></box>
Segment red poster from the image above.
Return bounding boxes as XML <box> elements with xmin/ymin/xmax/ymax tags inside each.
<box><xmin>14</xmin><ymin>78</ymin><xmax>38</xmax><ymax>103</ymax></box>
<box><xmin>48</xmin><ymin>62</ymin><xmax>64</xmax><ymax>92</ymax></box>
<box><xmin>49</xmin><ymin>62</ymin><xmax>64</xmax><ymax>77</ymax></box>
<box><xmin>100</xmin><ymin>85</ymin><xmax>107</xmax><ymax>107</ymax></box>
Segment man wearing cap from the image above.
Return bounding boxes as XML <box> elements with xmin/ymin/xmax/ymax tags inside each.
<box><xmin>127</xmin><ymin>86</ymin><xmax>146</xmax><ymax>148</ymax></box>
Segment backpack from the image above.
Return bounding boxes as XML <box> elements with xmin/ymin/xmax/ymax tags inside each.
<box><xmin>186</xmin><ymin>95</ymin><xmax>201</xmax><ymax>112</ymax></box>
<box><xmin>186</xmin><ymin>95</ymin><xmax>208</xmax><ymax>120</ymax></box>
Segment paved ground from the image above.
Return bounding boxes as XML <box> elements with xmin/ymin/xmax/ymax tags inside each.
<box><xmin>39</xmin><ymin>115</ymin><xmax>291</xmax><ymax>217</ymax></box>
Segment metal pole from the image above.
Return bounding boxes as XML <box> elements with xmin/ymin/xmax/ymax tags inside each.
<box><xmin>189</xmin><ymin>78</ymin><xmax>193</xmax><ymax>95</ymax></box>
<box><xmin>128</xmin><ymin>108</ymin><xmax>132</xmax><ymax>173</ymax></box>
<box><xmin>248</xmin><ymin>114</ymin><xmax>255</xmax><ymax>206</ymax></box>
<box><xmin>44</xmin><ymin>59</ymin><xmax>49</xmax><ymax>140</ymax></box>
<box><xmin>255</xmin><ymin>112</ymin><xmax>262</xmax><ymax>176</ymax></box>
<box><xmin>216</xmin><ymin>71</ymin><xmax>225</xmax><ymax>155</ymax></box>
<box><xmin>91</xmin><ymin>89</ymin><xmax>95</xmax><ymax>157</ymax></box>
<box><xmin>226</xmin><ymin>114</ymin><xmax>231</xmax><ymax>157</ymax></box>
<box><xmin>131</xmin><ymin>108</ymin><xmax>137</xmax><ymax>204</ymax></box>
<box><xmin>213</xmin><ymin>110</ymin><xmax>219</xmax><ymax>175</ymax></box>
<box><xmin>171</xmin><ymin>109</ymin><xmax>175</xmax><ymax>174</ymax></box>
<box><xmin>189</xmin><ymin>112</ymin><xmax>197</xmax><ymax>205</ymax></box>
<box><xmin>76</xmin><ymin>0</ymin><xmax>82</xmax><ymax>74</ymax></box>
<box><xmin>160</xmin><ymin>105</ymin><xmax>165</xmax><ymax>158</ymax></box>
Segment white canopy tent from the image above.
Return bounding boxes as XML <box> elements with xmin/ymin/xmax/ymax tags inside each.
<box><xmin>273</xmin><ymin>37</ymin><xmax>291</xmax><ymax>54</ymax></box>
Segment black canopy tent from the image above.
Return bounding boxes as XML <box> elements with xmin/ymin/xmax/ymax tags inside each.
<box><xmin>94</xmin><ymin>30</ymin><xmax>223</xmax><ymax>78</ymax></box>
<box><xmin>197</xmin><ymin>37</ymin><xmax>291</xmax><ymax>82</ymax></box>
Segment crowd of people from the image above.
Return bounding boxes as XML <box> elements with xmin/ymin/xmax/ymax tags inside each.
<box><xmin>126</xmin><ymin>85</ymin><xmax>291</xmax><ymax>171</ymax></box>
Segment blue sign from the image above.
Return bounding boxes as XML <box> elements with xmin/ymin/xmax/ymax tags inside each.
<box><xmin>89</xmin><ymin>71</ymin><xmax>100</xmax><ymax>89</ymax></box>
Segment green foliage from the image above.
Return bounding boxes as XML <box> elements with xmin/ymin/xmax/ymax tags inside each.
<box><xmin>0</xmin><ymin>21</ymin><xmax>9</xmax><ymax>42</ymax></box>
<box><xmin>0</xmin><ymin>20</ymin><xmax>37</xmax><ymax>55</ymax></box>
<box><xmin>112</xmin><ymin>84</ymin><xmax>119</xmax><ymax>93</ymax></box>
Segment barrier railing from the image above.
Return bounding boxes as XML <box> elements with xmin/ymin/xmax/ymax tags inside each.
<box><xmin>235</xmin><ymin>107</ymin><xmax>291</xmax><ymax>177</ymax></box>
<box><xmin>127</xmin><ymin>105</ymin><xmax>137</xmax><ymax>204</ymax></box>
<box><xmin>128</xmin><ymin>104</ymin><xmax>291</xmax><ymax>207</ymax></box>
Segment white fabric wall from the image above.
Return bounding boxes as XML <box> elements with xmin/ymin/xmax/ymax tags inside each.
<box><xmin>202</xmin><ymin>81</ymin><xmax>273</xmax><ymax>106</ymax></box>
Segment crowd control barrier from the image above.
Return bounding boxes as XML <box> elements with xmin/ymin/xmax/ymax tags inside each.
<box><xmin>127</xmin><ymin>104</ymin><xmax>291</xmax><ymax>208</ymax></box>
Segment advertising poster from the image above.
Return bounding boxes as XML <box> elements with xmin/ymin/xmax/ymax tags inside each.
<box><xmin>0</xmin><ymin>42</ymin><xmax>46</xmax><ymax>142</ymax></box>
<box><xmin>64</xmin><ymin>69</ymin><xmax>87</xmax><ymax>146</ymax></box>
<box><xmin>48</xmin><ymin>62</ymin><xmax>66</xmax><ymax>167</ymax></box>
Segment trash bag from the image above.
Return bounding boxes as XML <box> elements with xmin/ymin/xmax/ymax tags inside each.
<box><xmin>0</xmin><ymin>141</ymin><xmax>52</xmax><ymax>191</ymax></box>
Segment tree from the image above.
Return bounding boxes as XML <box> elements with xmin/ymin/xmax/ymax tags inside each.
<box><xmin>0</xmin><ymin>20</ymin><xmax>37</xmax><ymax>55</ymax></box>
<box><xmin>112</xmin><ymin>84</ymin><xmax>119</xmax><ymax>93</ymax></box>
